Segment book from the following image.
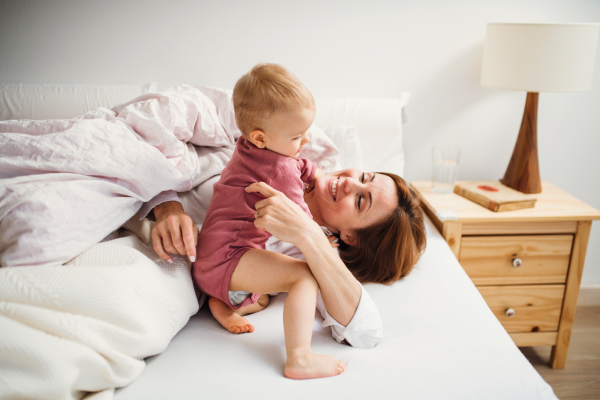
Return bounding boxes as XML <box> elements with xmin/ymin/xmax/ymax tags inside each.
<box><xmin>453</xmin><ymin>181</ymin><xmax>537</xmax><ymax>212</ymax></box>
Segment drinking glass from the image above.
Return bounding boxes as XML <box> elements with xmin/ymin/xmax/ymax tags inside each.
<box><xmin>432</xmin><ymin>145</ymin><xmax>460</xmax><ymax>193</ymax></box>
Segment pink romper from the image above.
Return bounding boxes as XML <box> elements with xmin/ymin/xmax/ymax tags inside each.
<box><xmin>193</xmin><ymin>138</ymin><xmax>315</xmax><ymax>309</ymax></box>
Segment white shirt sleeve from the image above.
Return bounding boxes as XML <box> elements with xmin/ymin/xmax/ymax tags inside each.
<box><xmin>265</xmin><ymin>234</ymin><xmax>383</xmax><ymax>349</ymax></box>
<box><xmin>315</xmin><ymin>285</ymin><xmax>383</xmax><ymax>349</ymax></box>
<box><xmin>138</xmin><ymin>190</ymin><xmax>182</xmax><ymax>220</ymax></box>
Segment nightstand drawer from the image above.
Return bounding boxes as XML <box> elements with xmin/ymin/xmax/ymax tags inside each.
<box><xmin>459</xmin><ymin>235</ymin><xmax>573</xmax><ymax>285</ymax></box>
<box><xmin>478</xmin><ymin>285</ymin><xmax>564</xmax><ymax>333</ymax></box>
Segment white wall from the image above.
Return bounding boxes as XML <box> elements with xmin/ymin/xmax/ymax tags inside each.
<box><xmin>1</xmin><ymin>0</ymin><xmax>599</xmax><ymax>284</ymax></box>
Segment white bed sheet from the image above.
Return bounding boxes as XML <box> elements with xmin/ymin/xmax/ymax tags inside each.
<box><xmin>114</xmin><ymin>216</ymin><xmax>557</xmax><ymax>400</ymax></box>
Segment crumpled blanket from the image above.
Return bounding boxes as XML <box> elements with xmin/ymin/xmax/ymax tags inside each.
<box><xmin>0</xmin><ymin>84</ymin><xmax>237</xmax><ymax>268</ymax></box>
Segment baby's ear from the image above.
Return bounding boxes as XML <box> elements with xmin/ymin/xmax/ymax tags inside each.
<box><xmin>249</xmin><ymin>130</ymin><xmax>266</xmax><ymax>149</ymax></box>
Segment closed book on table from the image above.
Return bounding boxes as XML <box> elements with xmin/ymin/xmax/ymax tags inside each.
<box><xmin>453</xmin><ymin>181</ymin><xmax>537</xmax><ymax>212</ymax></box>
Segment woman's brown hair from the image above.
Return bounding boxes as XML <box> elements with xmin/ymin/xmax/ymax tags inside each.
<box><xmin>337</xmin><ymin>173</ymin><xmax>427</xmax><ymax>284</ymax></box>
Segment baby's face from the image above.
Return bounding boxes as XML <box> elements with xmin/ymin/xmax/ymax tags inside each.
<box><xmin>261</xmin><ymin>107</ymin><xmax>315</xmax><ymax>158</ymax></box>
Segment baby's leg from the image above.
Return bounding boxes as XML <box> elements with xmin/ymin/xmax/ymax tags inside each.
<box><xmin>237</xmin><ymin>294</ymin><xmax>270</xmax><ymax>316</ymax></box>
<box><xmin>209</xmin><ymin>294</ymin><xmax>269</xmax><ymax>334</ymax></box>
<box><xmin>231</xmin><ymin>249</ymin><xmax>345</xmax><ymax>379</ymax></box>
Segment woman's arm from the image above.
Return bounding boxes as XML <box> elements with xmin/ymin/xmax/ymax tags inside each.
<box><xmin>295</xmin><ymin>225</ymin><xmax>361</xmax><ymax>326</ymax></box>
<box><xmin>152</xmin><ymin>201</ymin><xmax>198</xmax><ymax>263</ymax></box>
<box><xmin>247</xmin><ymin>182</ymin><xmax>361</xmax><ymax>326</ymax></box>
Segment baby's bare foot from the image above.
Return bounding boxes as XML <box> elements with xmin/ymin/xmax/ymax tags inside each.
<box><xmin>208</xmin><ymin>297</ymin><xmax>255</xmax><ymax>334</ymax></box>
<box><xmin>284</xmin><ymin>351</ymin><xmax>345</xmax><ymax>380</ymax></box>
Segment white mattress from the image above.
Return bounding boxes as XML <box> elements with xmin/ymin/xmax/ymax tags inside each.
<box><xmin>114</xmin><ymin>217</ymin><xmax>557</xmax><ymax>400</ymax></box>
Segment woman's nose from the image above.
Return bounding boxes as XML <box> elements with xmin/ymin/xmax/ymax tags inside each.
<box><xmin>343</xmin><ymin>176</ymin><xmax>359</xmax><ymax>194</ymax></box>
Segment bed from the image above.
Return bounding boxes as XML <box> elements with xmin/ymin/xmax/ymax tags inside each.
<box><xmin>0</xmin><ymin>83</ymin><xmax>558</xmax><ymax>400</ymax></box>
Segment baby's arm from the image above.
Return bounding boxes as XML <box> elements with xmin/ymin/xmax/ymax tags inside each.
<box><xmin>313</xmin><ymin>168</ymin><xmax>324</xmax><ymax>182</ymax></box>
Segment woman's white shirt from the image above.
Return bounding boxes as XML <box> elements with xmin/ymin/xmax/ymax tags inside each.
<box><xmin>265</xmin><ymin>234</ymin><xmax>383</xmax><ymax>349</ymax></box>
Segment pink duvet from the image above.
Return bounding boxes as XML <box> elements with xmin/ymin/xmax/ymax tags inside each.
<box><xmin>0</xmin><ymin>85</ymin><xmax>238</xmax><ymax>267</ymax></box>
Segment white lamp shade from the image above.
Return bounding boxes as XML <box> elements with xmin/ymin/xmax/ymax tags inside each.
<box><xmin>481</xmin><ymin>23</ymin><xmax>600</xmax><ymax>92</ymax></box>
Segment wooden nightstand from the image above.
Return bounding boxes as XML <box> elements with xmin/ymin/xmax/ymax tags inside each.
<box><xmin>411</xmin><ymin>181</ymin><xmax>600</xmax><ymax>369</ymax></box>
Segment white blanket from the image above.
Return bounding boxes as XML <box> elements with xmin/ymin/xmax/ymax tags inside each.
<box><xmin>0</xmin><ymin>218</ymin><xmax>201</xmax><ymax>400</ymax></box>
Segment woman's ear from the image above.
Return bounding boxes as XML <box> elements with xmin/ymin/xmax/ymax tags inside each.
<box><xmin>340</xmin><ymin>233</ymin><xmax>357</xmax><ymax>246</ymax></box>
<box><xmin>249</xmin><ymin>130</ymin><xmax>267</xmax><ymax>149</ymax></box>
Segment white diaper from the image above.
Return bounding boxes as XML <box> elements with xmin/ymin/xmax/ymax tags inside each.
<box><xmin>228</xmin><ymin>290</ymin><xmax>251</xmax><ymax>307</ymax></box>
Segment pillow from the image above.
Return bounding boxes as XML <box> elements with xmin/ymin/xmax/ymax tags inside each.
<box><xmin>0</xmin><ymin>82</ymin><xmax>158</xmax><ymax>120</ymax></box>
<box><xmin>321</xmin><ymin>125</ymin><xmax>364</xmax><ymax>171</ymax></box>
<box><xmin>298</xmin><ymin>124</ymin><xmax>341</xmax><ymax>175</ymax></box>
<box><xmin>314</xmin><ymin>94</ymin><xmax>409</xmax><ymax>177</ymax></box>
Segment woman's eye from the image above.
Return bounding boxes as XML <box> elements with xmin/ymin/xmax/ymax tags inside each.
<box><xmin>361</xmin><ymin>173</ymin><xmax>365</xmax><ymax>183</ymax></box>
<box><xmin>358</xmin><ymin>195</ymin><xmax>362</xmax><ymax>210</ymax></box>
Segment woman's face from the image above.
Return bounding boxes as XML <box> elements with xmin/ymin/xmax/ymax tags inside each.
<box><xmin>304</xmin><ymin>169</ymin><xmax>398</xmax><ymax>245</ymax></box>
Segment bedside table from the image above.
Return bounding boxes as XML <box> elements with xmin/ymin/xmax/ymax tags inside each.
<box><xmin>411</xmin><ymin>181</ymin><xmax>600</xmax><ymax>369</ymax></box>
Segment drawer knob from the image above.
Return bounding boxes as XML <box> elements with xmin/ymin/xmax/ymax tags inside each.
<box><xmin>512</xmin><ymin>258</ymin><xmax>522</xmax><ymax>268</ymax></box>
<box><xmin>505</xmin><ymin>308</ymin><xmax>516</xmax><ymax>317</ymax></box>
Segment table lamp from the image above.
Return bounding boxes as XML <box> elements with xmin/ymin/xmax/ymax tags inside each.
<box><xmin>481</xmin><ymin>23</ymin><xmax>599</xmax><ymax>194</ymax></box>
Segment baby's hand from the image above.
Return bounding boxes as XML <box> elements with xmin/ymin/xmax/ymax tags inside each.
<box><xmin>314</xmin><ymin>168</ymin><xmax>324</xmax><ymax>181</ymax></box>
<box><xmin>305</xmin><ymin>168</ymin><xmax>324</xmax><ymax>194</ymax></box>
<box><xmin>326</xmin><ymin>234</ymin><xmax>339</xmax><ymax>248</ymax></box>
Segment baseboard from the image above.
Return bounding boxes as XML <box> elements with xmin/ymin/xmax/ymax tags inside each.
<box><xmin>577</xmin><ymin>285</ymin><xmax>600</xmax><ymax>307</ymax></box>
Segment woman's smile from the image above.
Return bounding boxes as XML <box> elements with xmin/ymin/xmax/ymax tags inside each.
<box><xmin>330</xmin><ymin>177</ymin><xmax>339</xmax><ymax>201</ymax></box>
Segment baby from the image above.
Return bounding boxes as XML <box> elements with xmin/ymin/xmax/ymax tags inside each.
<box><xmin>193</xmin><ymin>63</ymin><xmax>344</xmax><ymax>380</ymax></box>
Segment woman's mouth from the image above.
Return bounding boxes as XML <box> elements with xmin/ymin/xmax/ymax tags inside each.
<box><xmin>330</xmin><ymin>178</ymin><xmax>339</xmax><ymax>201</ymax></box>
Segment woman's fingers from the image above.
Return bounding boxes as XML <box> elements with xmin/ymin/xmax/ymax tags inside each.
<box><xmin>253</xmin><ymin>213</ymin><xmax>268</xmax><ymax>232</ymax></box>
<box><xmin>167</xmin><ymin>217</ymin><xmax>187</xmax><ymax>256</ymax></box>
<box><xmin>160</xmin><ymin>225</ymin><xmax>178</xmax><ymax>255</ymax></box>
<box><xmin>150</xmin><ymin>201</ymin><xmax>198</xmax><ymax>262</ymax></box>
<box><xmin>181</xmin><ymin>219</ymin><xmax>198</xmax><ymax>262</ymax></box>
<box><xmin>151</xmin><ymin>228</ymin><xmax>173</xmax><ymax>263</ymax></box>
<box><xmin>254</xmin><ymin>195</ymin><xmax>279</xmax><ymax>211</ymax></box>
<box><xmin>246</xmin><ymin>182</ymin><xmax>280</xmax><ymax>198</ymax></box>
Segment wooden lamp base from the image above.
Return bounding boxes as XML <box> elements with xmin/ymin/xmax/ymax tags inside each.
<box><xmin>501</xmin><ymin>92</ymin><xmax>542</xmax><ymax>194</ymax></box>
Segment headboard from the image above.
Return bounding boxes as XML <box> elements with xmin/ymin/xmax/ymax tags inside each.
<box><xmin>0</xmin><ymin>82</ymin><xmax>157</xmax><ymax>120</ymax></box>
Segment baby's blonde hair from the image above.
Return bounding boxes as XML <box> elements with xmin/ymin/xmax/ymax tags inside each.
<box><xmin>233</xmin><ymin>63</ymin><xmax>315</xmax><ymax>137</ymax></box>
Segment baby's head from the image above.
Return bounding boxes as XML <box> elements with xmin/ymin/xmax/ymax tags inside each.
<box><xmin>233</xmin><ymin>63</ymin><xmax>316</xmax><ymax>158</ymax></box>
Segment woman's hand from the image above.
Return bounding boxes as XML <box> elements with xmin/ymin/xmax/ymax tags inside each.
<box><xmin>246</xmin><ymin>182</ymin><xmax>322</xmax><ymax>246</ymax></box>
<box><xmin>151</xmin><ymin>201</ymin><xmax>198</xmax><ymax>263</ymax></box>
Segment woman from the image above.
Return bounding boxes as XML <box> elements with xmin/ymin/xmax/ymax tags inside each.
<box><xmin>149</xmin><ymin>168</ymin><xmax>426</xmax><ymax>347</ymax></box>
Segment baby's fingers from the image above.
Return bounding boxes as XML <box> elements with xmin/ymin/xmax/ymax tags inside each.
<box><xmin>327</xmin><ymin>235</ymin><xmax>339</xmax><ymax>248</ymax></box>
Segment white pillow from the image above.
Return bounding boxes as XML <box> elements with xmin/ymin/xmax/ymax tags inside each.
<box><xmin>314</xmin><ymin>94</ymin><xmax>409</xmax><ymax>177</ymax></box>
<box><xmin>0</xmin><ymin>82</ymin><xmax>158</xmax><ymax>120</ymax></box>
<box><xmin>322</xmin><ymin>125</ymin><xmax>364</xmax><ymax>171</ymax></box>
